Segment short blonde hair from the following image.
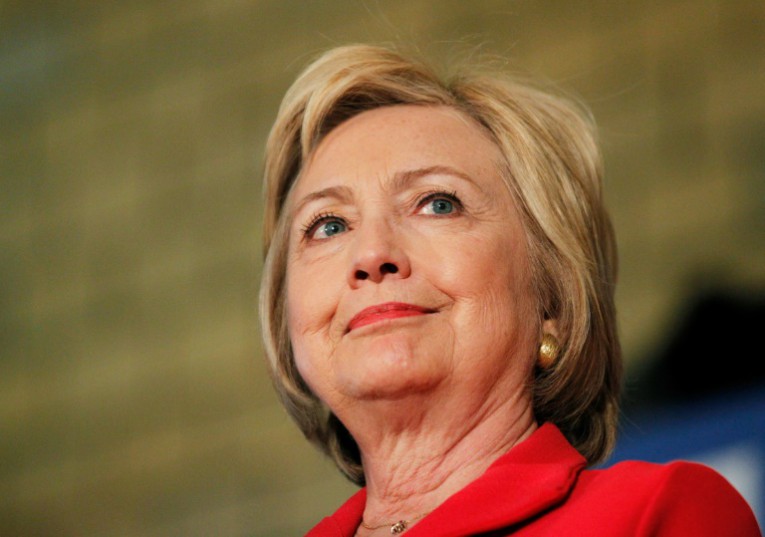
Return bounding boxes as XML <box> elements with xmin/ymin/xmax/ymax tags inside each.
<box><xmin>260</xmin><ymin>44</ymin><xmax>622</xmax><ymax>484</ymax></box>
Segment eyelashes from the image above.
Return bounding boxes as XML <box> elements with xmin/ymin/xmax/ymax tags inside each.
<box><xmin>300</xmin><ymin>189</ymin><xmax>464</xmax><ymax>241</ymax></box>
<box><xmin>417</xmin><ymin>189</ymin><xmax>462</xmax><ymax>214</ymax></box>
<box><xmin>300</xmin><ymin>211</ymin><xmax>347</xmax><ymax>240</ymax></box>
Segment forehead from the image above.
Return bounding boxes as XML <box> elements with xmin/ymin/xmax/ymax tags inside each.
<box><xmin>291</xmin><ymin>105</ymin><xmax>506</xmax><ymax>198</ymax></box>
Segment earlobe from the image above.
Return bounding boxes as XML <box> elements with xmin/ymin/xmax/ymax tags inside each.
<box><xmin>542</xmin><ymin>318</ymin><xmax>560</xmax><ymax>340</ymax></box>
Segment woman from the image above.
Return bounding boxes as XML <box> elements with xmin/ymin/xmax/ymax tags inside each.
<box><xmin>260</xmin><ymin>45</ymin><xmax>760</xmax><ymax>536</ymax></box>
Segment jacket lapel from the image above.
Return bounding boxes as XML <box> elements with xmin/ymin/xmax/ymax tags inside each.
<box><xmin>306</xmin><ymin>423</ymin><xmax>585</xmax><ymax>537</ymax></box>
<box><xmin>406</xmin><ymin>423</ymin><xmax>586</xmax><ymax>536</ymax></box>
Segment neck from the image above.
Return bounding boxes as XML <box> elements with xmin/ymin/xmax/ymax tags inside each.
<box><xmin>346</xmin><ymin>388</ymin><xmax>537</xmax><ymax>536</ymax></box>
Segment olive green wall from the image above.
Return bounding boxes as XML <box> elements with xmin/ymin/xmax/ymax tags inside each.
<box><xmin>2</xmin><ymin>1</ymin><xmax>763</xmax><ymax>535</ymax></box>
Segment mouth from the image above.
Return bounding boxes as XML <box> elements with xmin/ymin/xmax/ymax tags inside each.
<box><xmin>347</xmin><ymin>302</ymin><xmax>434</xmax><ymax>332</ymax></box>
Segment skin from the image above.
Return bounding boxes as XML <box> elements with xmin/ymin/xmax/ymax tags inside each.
<box><xmin>285</xmin><ymin>105</ymin><xmax>558</xmax><ymax>535</ymax></box>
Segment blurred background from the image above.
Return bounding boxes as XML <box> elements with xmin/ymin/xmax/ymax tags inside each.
<box><xmin>1</xmin><ymin>1</ymin><xmax>764</xmax><ymax>535</ymax></box>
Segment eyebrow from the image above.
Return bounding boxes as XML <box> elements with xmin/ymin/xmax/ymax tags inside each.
<box><xmin>291</xmin><ymin>185</ymin><xmax>355</xmax><ymax>219</ymax></box>
<box><xmin>390</xmin><ymin>165</ymin><xmax>479</xmax><ymax>191</ymax></box>
<box><xmin>290</xmin><ymin>164</ymin><xmax>478</xmax><ymax>217</ymax></box>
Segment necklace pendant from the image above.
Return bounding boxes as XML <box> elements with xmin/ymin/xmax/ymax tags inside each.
<box><xmin>390</xmin><ymin>520</ymin><xmax>407</xmax><ymax>534</ymax></box>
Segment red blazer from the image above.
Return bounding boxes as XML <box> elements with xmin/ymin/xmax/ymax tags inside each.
<box><xmin>306</xmin><ymin>423</ymin><xmax>761</xmax><ymax>536</ymax></box>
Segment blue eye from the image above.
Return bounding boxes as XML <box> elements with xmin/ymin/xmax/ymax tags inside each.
<box><xmin>429</xmin><ymin>198</ymin><xmax>454</xmax><ymax>214</ymax></box>
<box><xmin>303</xmin><ymin>213</ymin><xmax>348</xmax><ymax>240</ymax></box>
<box><xmin>315</xmin><ymin>219</ymin><xmax>346</xmax><ymax>239</ymax></box>
<box><xmin>419</xmin><ymin>191</ymin><xmax>462</xmax><ymax>216</ymax></box>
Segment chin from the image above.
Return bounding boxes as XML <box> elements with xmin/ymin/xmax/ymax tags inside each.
<box><xmin>335</xmin><ymin>339</ymin><xmax>448</xmax><ymax>401</ymax></box>
<box><xmin>340</xmin><ymin>371</ymin><xmax>444</xmax><ymax>401</ymax></box>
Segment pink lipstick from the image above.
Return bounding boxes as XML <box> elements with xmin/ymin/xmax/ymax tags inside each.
<box><xmin>347</xmin><ymin>302</ymin><xmax>432</xmax><ymax>331</ymax></box>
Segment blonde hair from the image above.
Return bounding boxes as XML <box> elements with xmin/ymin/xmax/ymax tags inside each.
<box><xmin>260</xmin><ymin>44</ymin><xmax>621</xmax><ymax>484</ymax></box>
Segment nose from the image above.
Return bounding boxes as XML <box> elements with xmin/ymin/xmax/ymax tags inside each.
<box><xmin>348</xmin><ymin>218</ymin><xmax>411</xmax><ymax>287</ymax></box>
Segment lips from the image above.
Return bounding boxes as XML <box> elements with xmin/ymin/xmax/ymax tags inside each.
<box><xmin>347</xmin><ymin>302</ymin><xmax>433</xmax><ymax>332</ymax></box>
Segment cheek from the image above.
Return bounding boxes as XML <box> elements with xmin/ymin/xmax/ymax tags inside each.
<box><xmin>432</xmin><ymin>232</ymin><xmax>538</xmax><ymax>343</ymax></box>
<box><xmin>285</xmin><ymin>254</ymin><xmax>337</xmax><ymax>336</ymax></box>
<box><xmin>285</xmin><ymin>259</ymin><xmax>344</xmax><ymax>389</ymax></box>
<box><xmin>482</xmin><ymin>240</ymin><xmax>538</xmax><ymax>334</ymax></box>
<box><xmin>434</xmin><ymin>230</ymin><xmax>529</xmax><ymax>300</ymax></box>
<box><xmin>286</xmin><ymin>288</ymin><xmax>327</xmax><ymax>399</ymax></box>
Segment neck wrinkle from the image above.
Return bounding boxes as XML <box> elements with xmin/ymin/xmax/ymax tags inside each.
<box><xmin>356</xmin><ymin>391</ymin><xmax>537</xmax><ymax>528</ymax></box>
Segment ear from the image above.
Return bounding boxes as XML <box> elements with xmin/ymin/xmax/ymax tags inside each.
<box><xmin>542</xmin><ymin>317</ymin><xmax>560</xmax><ymax>339</ymax></box>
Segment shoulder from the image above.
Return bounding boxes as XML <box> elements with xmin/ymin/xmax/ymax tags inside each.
<box><xmin>594</xmin><ymin>458</ymin><xmax>732</xmax><ymax>488</ymax></box>
<box><xmin>594</xmin><ymin>458</ymin><xmax>747</xmax><ymax>501</ymax></box>
<box><xmin>580</xmin><ymin>460</ymin><xmax>761</xmax><ymax>536</ymax></box>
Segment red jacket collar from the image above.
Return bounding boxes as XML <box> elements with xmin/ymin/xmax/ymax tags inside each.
<box><xmin>306</xmin><ymin>423</ymin><xmax>587</xmax><ymax>536</ymax></box>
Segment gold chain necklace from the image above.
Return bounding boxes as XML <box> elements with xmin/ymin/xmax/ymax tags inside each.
<box><xmin>360</xmin><ymin>512</ymin><xmax>430</xmax><ymax>534</ymax></box>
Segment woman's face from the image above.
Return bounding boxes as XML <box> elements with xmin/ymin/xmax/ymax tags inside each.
<box><xmin>285</xmin><ymin>105</ymin><xmax>541</xmax><ymax>415</ymax></box>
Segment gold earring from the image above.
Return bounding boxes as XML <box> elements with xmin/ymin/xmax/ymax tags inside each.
<box><xmin>538</xmin><ymin>333</ymin><xmax>560</xmax><ymax>369</ymax></box>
